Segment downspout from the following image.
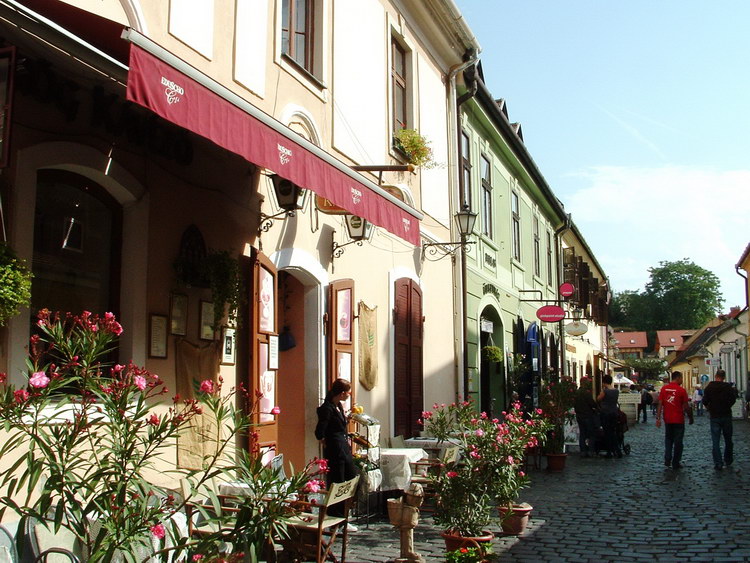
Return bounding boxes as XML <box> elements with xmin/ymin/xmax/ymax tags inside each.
<box><xmin>554</xmin><ymin>214</ymin><xmax>572</xmax><ymax>380</ymax></box>
<box><xmin>447</xmin><ymin>50</ymin><xmax>479</xmax><ymax>401</ymax></box>
<box><xmin>735</xmin><ymin>265</ymin><xmax>749</xmax><ymax>315</ymax></box>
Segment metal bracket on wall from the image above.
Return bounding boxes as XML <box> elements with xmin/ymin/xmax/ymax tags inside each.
<box><xmin>518</xmin><ymin>289</ymin><xmax>564</xmax><ymax>305</ymax></box>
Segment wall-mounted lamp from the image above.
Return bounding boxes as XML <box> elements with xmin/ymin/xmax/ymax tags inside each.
<box><xmin>332</xmin><ymin>214</ymin><xmax>373</xmax><ymax>261</ymax></box>
<box><xmin>259</xmin><ymin>174</ymin><xmax>305</xmax><ymax>232</ymax></box>
<box><xmin>422</xmin><ymin>205</ymin><xmax>477</xmax><ymax>260</ymax></box>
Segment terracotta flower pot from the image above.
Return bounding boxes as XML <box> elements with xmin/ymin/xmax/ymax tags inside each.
<box><xmin>441</xmin><ymin>530</ymin><xmax>494</xmax><ymax>553</ymax></box>
<box><xmin>500</xmin><ymin>503</ymin><xmax>533</xmax><ymax>536</ymax></box>
<box><xmin>545</xmin><ymin>452</ymin><xmax>567</xmax><ymax>472</ymax></box>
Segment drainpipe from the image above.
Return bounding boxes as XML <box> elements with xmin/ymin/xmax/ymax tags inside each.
<box><xmin>735</xmin><ymin>265</ymin><xmax>749</xmax><ymax>315</ymax></box>
<box><xmin>554</xmin><ymin>214</ymin><xmax>572</xmax><ymax>380</ymax></box>
<box><xmin>447</xmin><ymin>51</ymin><xmax>479</xmax><ymax>401</ymax></box>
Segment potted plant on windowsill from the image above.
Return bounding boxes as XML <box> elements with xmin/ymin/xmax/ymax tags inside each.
<box><xmin>539</xmin><ymin>376</ymin><xmax>577</xmax><ymax>471</ymax></box>
<box><xmin>392</xmin><ymin>128</ymin><xmax>436</xmax><ymax>169</ymax></box>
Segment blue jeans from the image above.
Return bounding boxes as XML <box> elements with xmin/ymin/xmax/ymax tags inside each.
<box><xmin>664</xmin><ymin>423</ymin><xmax>685</xmax><ymax>466</ymax></box>
<box><xmin>577</xmin><ymin>415</ymin><xmax>596</xmax><ymax>455</ymax></box>
<box><xmin>710</xmin><ymin>416</ymin><xmax>733</xmax><ymax>467</ymax></box>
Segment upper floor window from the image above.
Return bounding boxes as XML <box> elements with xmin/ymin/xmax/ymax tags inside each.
<box><xmin>391</xmin><ymin>37</ymin><xmax>407</xmax><ymax>134</ymax></box>
<box><xmin>461</xmin><ymin>132</ymin><xmax>472</xmax><ymax>210</ymax></box>
<box><xmin>546</xmin><ymin>231</ymin><xmax>553</xmax><ymax>285</ymax></box>
<box><xmin>281</xmin><ymin>0</ymin><xmax>314</xmax><ymax>73</ymax></box>
<box><xmin>533</xmin><ymin>216</ymin><xmax>541</xmax><ymax>277</ymax></box>
<box><xmin>480</xmin><ymin>155</ymin><xmax>492</xmax><ymax>237</ymax></box>
<box><xmin>511</xmin><ymin>191</ymin><xmax>520</xmax><ymax>261</ymax></box>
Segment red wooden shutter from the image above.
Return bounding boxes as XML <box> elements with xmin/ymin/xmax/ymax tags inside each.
<box><xmin>248</xmin><ymin>249</ymin><xmax>279</xmax><ymax>458</ymax></box>
<box><xmin>327</xmin><ymin>279</ymin><xmax>355</xmax><ymax>406</ymax></box>
<box><xmin>393</xmin><ymin>278</ymin><xmax>423</xmax><ymax>438</ymax></box>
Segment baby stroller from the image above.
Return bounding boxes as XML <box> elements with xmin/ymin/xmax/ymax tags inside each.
<box><xmin>594</xmin><ymin>408</ymin><xmax>631</xmax><ymax>457</ymax></box>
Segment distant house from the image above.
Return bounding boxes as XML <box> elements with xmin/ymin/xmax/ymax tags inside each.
<box><xmin>612</xmin><ymin>331</ymin><xmax>648</xmax><ymax>360</ymax></box>
<box><xmin>654</xmin><ymin>330</ymin><xmax>693</xmax><ymax>358</ymax></box>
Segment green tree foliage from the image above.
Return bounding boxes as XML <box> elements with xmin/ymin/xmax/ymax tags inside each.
<box><xmin>610</xmin><ymin>259</ymin><xmax>724</xmax><ymax>331</ymax></box>
<box><xmin>624</xmin><ymin>357</ymin><xmax>667</xmax><ymax>381</ymax></box>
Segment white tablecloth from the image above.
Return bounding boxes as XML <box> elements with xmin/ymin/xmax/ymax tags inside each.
<box><xmin>379</xmin><ymin>448</ymin><xmax>426</xmax><ymax>491</ymax></box>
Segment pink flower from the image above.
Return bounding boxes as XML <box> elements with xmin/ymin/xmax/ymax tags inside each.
<box><xmin>112</xmin><ymin>364</ymin><xmax>125</xmax><ymax>374</ymax></box>
<box><xmin>29</xmin><ymin>371</ymin><xmax>50</xmax><ymax>389</ymax></box>
<box><xmin>0</xmin><ymin>372</ymin><xmax>6</xmax><ymax>384</ymax></box>
<box><xmin>315</xmin><ymin>458</ymin><xmax>329</xmax><ymax>473</ymax></box>
<box><xmin>271</xmin><ymin>406</ymin><xmax>281</xmax><ymax>415</ymax></box>
<box><xmin>303</xmin><ymin>479</ymin><xmax>324</xmax><ymax>493</ymax></box>
<box><xmin>134</xmin><ymin>376</ymin><xmax>147</xmax><ymax>391</ymax></box>
<box><xmin>475</xmin><ymin>429</ymin><xmax>484</xmax><ymax>437</ymax></box>
<box><xmin>445</xmin><ymin>471</ymin><xmax>458</xmax><ymax>478</ymax></box>
<box><xmin>469</xmin><ymin>450</ymin><xmax>481</xmax><ymax>459</ymax></box>
<box><xmin>150</xmin><ymin>523</ymin><xmax>166</xmax><ymax>540</ymax></box>
<box><xmin>519</xmin><ymin>471</ymin><xmax>526</xmax><ymax>478</ymax></box>
<box><xmin>192</xmin><ymin>556</ymin><xmax>204</xmax><ymax>562</ymax></box>
<box><xmin>507</xmin><ymin>456</ymin><xmax>515</xmax><ymax>464</ymax></box>
<box><xmin>147</xmin><ymin>414</ymin><xmax>159</xmax><ymax>426</ymax></box>
<box><xmin>14</xmin><ymin>389</ymin><xmax>29</xmax><ymax>403</ymax></box>
<box><xmin>199</xmin><ymin>380</ymin><xmax>214</xmax><ymax>394</ymax></box>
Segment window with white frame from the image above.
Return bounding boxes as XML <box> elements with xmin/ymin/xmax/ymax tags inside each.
<box><xmin>480</xmin><ymin>154</ymin><xmax>492</xmax><ymax>237</ymax></box>
<box><xmin>511</xmin><ymin>191</ymin><xmax>520</xmax><ymax>261</ymax></box>
<box><xmin>461</xmin><ymin>131</ymin><xmax>472</xmax><ymax>210</ymax></box>
<box><xmin>546</xmin><ymin>231</ymin><xmax>553</xmax><ymax>285</ymax></box>
<box><xmin>391</xmin><ymin>37</ymin><xmax>408</xmax><ymax>134</ymax></box>
<box><xmin>533</xmin><ymin>216</ymin><xmax>540</xmax><ymax>277</ymax></box>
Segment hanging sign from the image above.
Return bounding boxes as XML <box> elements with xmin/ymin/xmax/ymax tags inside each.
<box><xmin>536</xmin><ymin>305</ymin><xmax>565</xmax><ymax>322</ymax></box>
<box><xmin>565</xmin><ymin>321</ymin><xmax>588</xmax><ymax>336</ymax></box>
<box><xmin>559</xmin><ymin>283</ymin><xmax>575</xmax><ymax>297</ymax></box>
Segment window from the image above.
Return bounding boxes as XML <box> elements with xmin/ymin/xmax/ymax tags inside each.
<box><xmin>546</xmin><ymin>231</ymin><xmax>553</xmax><ymax>285</ymax></box>
<box><xmin>511</xmin><ymin>192</ymin><xmax>520</xmax><ymax>261</ymax></box>
<box><xmin>480</xmin><ymin>155</ymin><xmax>492</xmax><ymax>237</ymax></box>
<box><xmin>533</xmin><ymin>216</ymin><xmax>540</xmax><ymax>277</ymax></box>
<box><xmin>281</xmin><ymin>0</ymin><xmax>314</xmax><ymax>73</ymax></box>
<box><xmin>461</xmin><ymin>132</ymin><xmax>471</xmax><ymax>210</ymax></box>
<box><xmin>391</xmin><ymin>37</ymin><xmax>407</xmax><ymax>134</ymax></box>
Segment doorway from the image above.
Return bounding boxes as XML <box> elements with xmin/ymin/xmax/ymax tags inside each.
<box><xmin>479</xmin><ymin>307</ymin><xmax>505</xmax><ymax>416</ymax></box>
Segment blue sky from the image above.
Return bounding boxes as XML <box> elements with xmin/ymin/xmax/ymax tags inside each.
<box><xmin>456</xmin><ymin>0</ymin><xmax>750</xmax><ymax>308</ymax></box>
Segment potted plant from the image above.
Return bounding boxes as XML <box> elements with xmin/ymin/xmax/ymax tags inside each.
<box><xmin>421</xmin><ymin>401</ymin><xmax>551</xmax><ymax>549</ymax></box>
<box><xmin>0</xmin><ymin>243</ymin><xmax>32</xmax><ymax>327</ymax></box>
<box><xmin>393</xmin><ymin>128</ymin><xmax>436</xmax><ymax>168</ymax></box>
<box><xmin>538</xmin><ymin>376</ymin><xmax>577</xmax><ymax>471</ymax></box>
<box><xmin>446</xmin><ymin>544</ymin><xmax>497</xmax><ymax>562</ymax></box>
<box><xmin>482</xmin><ymin>345</ymin><xmax>503</xmax><ymax>364</ymax></box>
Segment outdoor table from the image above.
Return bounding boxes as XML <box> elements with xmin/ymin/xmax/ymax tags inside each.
<box><xmin>403</xmin><ymin>437</ymin><xmax>460</xmax><ymax>459</ymax></box>
<box><xmin>378</xmin><ymin>448</ymin><xmax>427</xmax><ymax>491</ymax></box>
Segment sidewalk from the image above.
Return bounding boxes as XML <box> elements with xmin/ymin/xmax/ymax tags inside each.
<box><xmin>345</xmin><ymin>415</ymin><xmax>750</xmax><ymax>562</ymax></box>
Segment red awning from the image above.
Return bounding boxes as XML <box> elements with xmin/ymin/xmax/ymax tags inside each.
<box><xmin>125</xmin><ymin>43</ymin><xmax>420</xmax><ymax>245</ymax></box>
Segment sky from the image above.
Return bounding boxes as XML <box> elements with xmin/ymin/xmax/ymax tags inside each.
<box><xmin>455</xmin><ymin>0</ymin><xmax>750</xmax><ymax>309</ymax></box>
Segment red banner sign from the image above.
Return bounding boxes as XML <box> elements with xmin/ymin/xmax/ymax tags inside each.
<box><xmin>536</xmin><ymin>305</ymin><xmax>566</xmax><ymax>323</ymax></box>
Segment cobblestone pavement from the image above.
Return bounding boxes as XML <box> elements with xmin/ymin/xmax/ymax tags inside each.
<box><xmin>344</xmin><ymin>414</ymin><xmax>750</xmax><ymax>562</ymax></box>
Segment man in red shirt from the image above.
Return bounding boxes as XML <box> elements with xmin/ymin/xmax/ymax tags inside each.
<box><xmin>656</xmin><ymin>371</ymin><xmax>694</xmax><ymax>469</ymax></box>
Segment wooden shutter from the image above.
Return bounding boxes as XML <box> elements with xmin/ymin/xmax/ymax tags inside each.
<box><xmin>393</xmin><ymin>278</ymin><xmax>423</xmax><ymax>438</ymax></box>
<box><xmin>327</xmin><ymin>279</ymin><xmax>355</xmax><ymax>405</ymax></box>
<box><xmin>246</xmin><ymin>249</ymin><xmax>279</xmax><ymax>457</ymax></box>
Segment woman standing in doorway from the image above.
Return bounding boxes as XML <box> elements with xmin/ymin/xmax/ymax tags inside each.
<box><xmin>315</xmin><ymin>378</ymin><xmax>357</xmax><ymax>487</ymax></box>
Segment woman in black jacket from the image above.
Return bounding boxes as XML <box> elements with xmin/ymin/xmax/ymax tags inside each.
<box><xmin>315</xmin><ymin>378</ymin><xmax>357</xmax><ymax>487</ymax></box>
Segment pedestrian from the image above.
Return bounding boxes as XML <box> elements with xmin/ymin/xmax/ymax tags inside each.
<box><xmin>692</xmin><ymin>385</ymin><xmax>704</xmax><ymax>416</ymax></box>
<box><xmin>597</xmin><ymin>374</ymin><xmax>621</xmax><ymax>458</ymax></box>
<box><xmin>574</xmin><ymin>377</ymin><xmax>598</xmax><ymax>458</ymax></box>
<box><xmin>656</xmin><ymin>371</ymin><xmax>693</xmax><ymax>470</ymax></box>
<box><xmin>650</xmin><ymin>387</ymin><xmax>659</xmax><ymax>415</ymax></box>
<box><xmin>702</xmin><ymin>369</ymin><xmax>736</xmax><ymax>470</ymax></box>
<box><xmin>640</xmin><ymin>386</ymin><xmax>652</xmax><ymax>423</ymax></box>
<box><xmin>315</xmin><ymin>378</ymin><xmax>357</xmax><ymax>519</ymax></box>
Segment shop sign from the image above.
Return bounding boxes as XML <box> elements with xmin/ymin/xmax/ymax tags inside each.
<box><xmin>559</xmin><ymin>282</ymin><xmax>575</xmax><ymax>297</ymax></box>
<box><xmin>536</xmin><ymin>304</ymin><xmax>565</xmax><ymax>322</ymax></box>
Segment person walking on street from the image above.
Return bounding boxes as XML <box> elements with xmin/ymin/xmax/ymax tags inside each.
<box><xmin>692</xmin><ymin>385</ymin><xmax>704</xmax><ymax>416</ymax></box>
<box><xmin>597</xmin><ymin>374</ymin><xmax>621</xmax><ymax>458</ymax></box>
<box><xmin>640</xmin><ymin>386</ymin><xmax>652</xmax><ymax>423</ymax></box>
<box><xmin>574</xmin><ymin>377</ymin><xmax>598</xmax><ymax>458</ymax></box>
<box><xmin>656</xmin><ymin>371</ymin><xmax>693</xmax><ymax>470</ymax></box>
<box><xmin>702</xmin><ymin>369</ymin><xmax>737</xmax><ymax>470</ymax></box>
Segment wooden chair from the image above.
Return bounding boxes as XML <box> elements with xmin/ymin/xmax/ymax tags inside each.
<box><xmin>409</xmin><ymin>445</ymin><xmax>460</xmax><ymax>510</ymax></box>
<box><xmin>282</xmin><ymin>476</ymin><xmax>360</xmax><ymax>563</ymax></box>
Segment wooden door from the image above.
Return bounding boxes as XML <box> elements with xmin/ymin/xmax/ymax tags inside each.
<box><xmin>393</xmin><ymin>278</ymin><xmax>423</xmax><ymax>438</ymax></box>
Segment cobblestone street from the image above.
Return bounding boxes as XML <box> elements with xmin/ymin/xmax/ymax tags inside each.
<box><xmin>346</xmin><ymin>414</ymin><xmax>750</xmax><ymax>562</ymax></box>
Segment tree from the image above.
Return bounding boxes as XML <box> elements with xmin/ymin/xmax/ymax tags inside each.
<box><xmin>624</xmin><ymin>357</ymin><xmax>667</xmax><ymax>382</ymax></box>
<box><xmin>609</xmin><ymin>259</ymin><xmax>724</xmax><ymax>332</ymax></box>
<box><xmin>643</xmin><ymin>259</ymin><xmax>723</xmax><ymax>330</ymax></box>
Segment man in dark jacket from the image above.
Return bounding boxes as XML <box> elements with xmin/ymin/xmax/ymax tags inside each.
<box><xmin>702</xmin><ymin>369</ymin><xmax>736</xmax><ymax>470</ymax></box>
<box><xmin>574</xmin><ymin>378</ymin><xmax>598</xmax><ymax>458</ymax></box>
